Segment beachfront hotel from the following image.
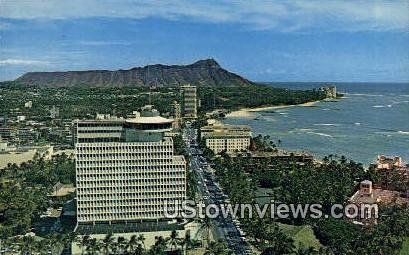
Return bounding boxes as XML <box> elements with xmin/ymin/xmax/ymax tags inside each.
<box><xmin>375</xmin><ymin>155</ymin><xmax>403</xmax><ymax>170</ymax></box>
<box><xmin>74</xmin><ymin>105</ymin><xmax>186</xmax><ymax>224</ymax></box>
<box><xmin>200</xmin><ymin>124</ymin><xmax>252</xmax><ymax>154</ymax></box>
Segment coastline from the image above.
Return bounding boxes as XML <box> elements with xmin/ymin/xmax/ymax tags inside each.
<box><xmin>226</xmin><ymin>100</ymin><xmax>320</xmax><ymax>117</ymax></box>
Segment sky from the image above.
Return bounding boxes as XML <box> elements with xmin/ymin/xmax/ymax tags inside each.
<box><xmin>0</xmin><ymin>0</ymin><xmax>408</xmax><ymax>82</ymax></box>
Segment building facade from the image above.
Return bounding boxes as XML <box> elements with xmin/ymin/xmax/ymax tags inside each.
<box><xmin>375</xmin><ymin>155</ymin><xmax>403</xmax><ymax>170</ymax></box>
<box><xmin>318</xmin><ymin>86</ymin><xmax>337</xmax><ymax>98</ymax></box>
<box><xmin>75</xmin><ymin>106</ymin><xmax>186</xmax><ymax>224</ymax></box>
<box><xmin>171</xmin><ymin>101</ymin><xmax>182</xmax><ymax>129</ymax></box>
<box><xmin>200</xmin><ymin>124</ymin><xmax>251</xmax><ymax>154</ymax></box>
<box><xmin>180</xmin><ymin>85</ymin><xmax>197</xmax><ymax>119</ymax></box>
<box><xmin>0</xmin><ymin>127</ymin><xmax>14</xmax><ymax>141</ymax></box>
<box><xmin>349</xmin><ymin>180</ymin><xmax>409</xmax><ymax>224</ymax></box>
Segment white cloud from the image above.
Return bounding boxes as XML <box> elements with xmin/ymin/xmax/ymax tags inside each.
<box><xmin>0</xmin><ymin>0</ymin><xmax>408</xmax><ymax>32</ymax></box>
<box><xmin>0</xmin><ymin>59</ymin><xmax>50</xmax><ymax>66</ymax></box>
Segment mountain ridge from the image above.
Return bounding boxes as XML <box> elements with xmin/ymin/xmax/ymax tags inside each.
<box><xmin>15</xmin><ymin>59</ymin><xmax>254</xmax><ymax>87</ymax></box>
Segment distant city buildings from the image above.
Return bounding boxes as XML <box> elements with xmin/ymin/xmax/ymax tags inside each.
<box><xmin>17</xmin><ymin>127</ymin><xmax>38</xmax><ymax>144</ymax></box>
<box><xmin>318</xmin><ymin>86</ymin><xmax>337</xmax><ymax>98</ymax></box>
<box><xmin>0</xmin><ymin>126</ymin><xmax>38</xmax><ymax>145</ymax></box>
<box><xmin>200</xmin><ymin>124</ymin><xmax>251</xmax><ymax>154</ymax></box>
<box><xmin>0</xmin><ymin>127</ymin><xmax>13</xmax><ymax>141</ymax></box>
<box><xmin>75</xmin><ymin>105</ymin><xmax>186</xmax><ymax>224</ymax></box>
<box><xmin>180</xmin><ymin>85</ymin><xmax>197</xmax><ymax>119</ymax></box>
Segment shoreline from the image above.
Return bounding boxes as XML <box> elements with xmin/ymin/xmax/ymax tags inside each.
<box><xmin>226</xmin><ymin>100</ymin><xmax>321</xmax><ymax>118</ymax></box>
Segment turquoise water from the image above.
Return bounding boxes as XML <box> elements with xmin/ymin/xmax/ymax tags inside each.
<box><xmin>224</xmin><ymin>83</ymin><xmax>409</xmax><ymax>165</ymax></box>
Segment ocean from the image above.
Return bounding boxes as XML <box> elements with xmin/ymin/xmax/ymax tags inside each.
<box><xmin>224</xmin><ymin>82</ymin><xmax>409</xmax><ymax>166</ymax></box>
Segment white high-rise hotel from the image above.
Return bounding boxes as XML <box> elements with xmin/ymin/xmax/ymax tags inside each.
<box><xmin>74</xmin><ymin>106</ymin><xmax>186</xmax><ymax>224</ymax></box>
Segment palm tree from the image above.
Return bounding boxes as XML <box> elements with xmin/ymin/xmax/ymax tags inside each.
<box><xmin>168</xmin><ymin>230</ymin><xmax>180</xmax><ymax>251</ymax></box>
<box><xmin>180</xmin><ymin>231</ymin><xmax>198</xmax><ymax>255</ymax></box>
<box><xmin>101</xmin><ymin>233</ymin><xmax>114</xmax><ymax>255</ymax></box>
<box><xmin>66</xmin><ymin>232</ymin><xmax>79</xmax><ymax>247</ymax></box>
<box><xmin>19</xmin><ymin>236</ymin><xmax>37</xmax><ymax>254</ymax></box>
<box><xmin>85</xmin><ymin>238</ymin><xmax>100</xmax><ymax>254</ymax></box>
<box><xmin>204</xmin><ymin>240</ymin><xmax>229</xmax><ymax>255</ymax></box>
<box><xmin>127</xmin><ymin>235</ymin><xmax>137</xmax><ymax>252</ymax></box>
<box><xmin>137</xmin><ymin>234</ymin><xmax>146</xmax><ymax>251</ymax></box>
<box><xmin>196</xmin><ymin>216</ymin><xmax>212</xmax><ymax>248</ymax></box>
<box><xmin>127</xmin><ymin>234</ymin><xmax>144</xmax><ymax>255</ymax></box>
<box><xmin>148</xmin><ymin>236</ymin><xmax>168</xmax><ymax>255</ymax></box>
<box><xmin>49</xmin><ymin>234</ymin><xmax>65</xmax><ymax>255</ymax></box>
<box><xmin>117</xmin><ymin>236</ymin><xmax>127</xmax><ymax>254</ymax></box>
<box><xmin>79</xmin><ymin>235</ymin><xmax>90</xmax><ymax>255</ymax></box>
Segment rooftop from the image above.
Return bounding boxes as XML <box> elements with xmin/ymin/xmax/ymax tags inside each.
<box><xmin>350</xmin><ymin>188</ymin><xmax>409</xmax><ymax>205</ymax></box>
<box><xmin>126</xmin><ymin>116</ymin><xmax>173</xmax><ymax>124</ymax></box>
<box><xmin>201</xmin><ymin>124</ymin><xmax>251</xmax><ymax>131</ymax></box>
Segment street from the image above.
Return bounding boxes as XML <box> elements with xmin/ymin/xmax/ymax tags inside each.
<box><xmin>183</xmin><ymin>126</ymin><xmax>253</xmax><ymax>255</ymax></box>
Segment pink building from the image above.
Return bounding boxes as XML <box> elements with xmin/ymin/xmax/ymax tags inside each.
<box><xmin>376</xmin><ymin>155</ymin><xmax>403</xmax><ymax>170</ymax></box>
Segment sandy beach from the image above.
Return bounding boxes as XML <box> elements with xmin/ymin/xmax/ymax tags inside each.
<box><xmin>226</xmin><ymin>101</ymin><xmax>320</xmax><ymax>117</ymax></box>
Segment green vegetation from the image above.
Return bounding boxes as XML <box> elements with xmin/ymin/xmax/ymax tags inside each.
<box><xmin>368</xmin><ymin>164</ymin><xmax>409</xmax><ymax>193</ymax></box>
<box><xmin>401</xmin><ymin>238</ymin><xmax>409</xmax><ymax>255</ymax></box>
<box><xmin>201</xmin><ymin>135</ymin><xmax>409</xmax><ymax>255</ymax></box>
<box><xmin>173</xmin><ymin>134</ymin><xmax>199</xmax><ymax>200</ymax></box>
<box><xmin>0</xmin><ymin>153</ymin><xmax>74</xmax><ymax>239</ymax></box>
<box><xmin>0</xmin><ymin>84</ymin><xmax>180</xmax><ymax>119</ymax></box>
<box><xmin>198</xmin><ymin>84</ymin><xmax>326</xmax><ymax>112</ymax></box>
<box><xmin>73</xmin><ymin>231</ymin><xmax>225</xmax><ymax>255</ymax></box>
<box><xmin>277</xmin><ymin>223</ymin><xmax>321</xmax><ymax>250</ymax></box>
<box><xmin>0</xmin><ymin>83</ymin><xmax>326</xmax><ymax>121</ymax></box>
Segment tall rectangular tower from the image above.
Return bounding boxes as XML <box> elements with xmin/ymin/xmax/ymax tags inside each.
<box><xmin>180</xmin><ymin>85</ymin><xmax>197</xmax><ymax>119</ymax></box>
<box><xmin>171</xmin><ymin>101</ymin><xmax>182</xmax><ymax>129</ymax></box>
<box><xmin>75</xmin><ymin>106</ymin><xmax>186</xmax><ymax>224</ymax></box>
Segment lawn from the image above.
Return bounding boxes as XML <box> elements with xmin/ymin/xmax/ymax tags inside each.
<box><xmin>254</xmin><ymin>188</ymin><xmax>322</xmax><ymax>250</ymax></box>
<box><xmin>277</xmin><ymin>223</ymin><xmax>321</xmax><ymax>250</ymax></box>
<box><xmin>400</xmin><ymin>238</ymin><xmax>409</xmax><ymax>255</ymax></box>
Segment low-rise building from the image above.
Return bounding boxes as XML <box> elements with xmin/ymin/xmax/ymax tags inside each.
<box><xmin>349</xmin><ymin>180</ymin><xmax>409</xmax><ymax>224</ymax></box>
<box><xmin>200</xmin><ymin>124</ymin><xmax>251</xmax><ymax>154</ymax></box>
<box><xmin>0</xmin><ymin>127</ymin><xmax>14</xmax><ymax>141</ymax></box>
<box><xmin>17</xmin><ymin>127</ymin><xmax>38</xmax><ymax>144</ymax></box>
<box><xmin>17</xmin><ymin>115</ymin><xmax>26</xmax><ymax>122</ymax></box>
<box><xmin>371</xmin><ymin>155</ymin><xmax>408</xmax><ymax>191</ymax></box>
<box><xmin>24</xmin><ymin>101</ymin><xmax>32</xmax><ymax>108</ymax></box>
<box><xmin>375</xmin><ymin>155</ymin><xmax>403</xmax><ymax>170</ymax></box>
<box><xmin>0</xmin><ymin>145</ymin><xmax>53</xmax><ymax>169</ymax></box>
